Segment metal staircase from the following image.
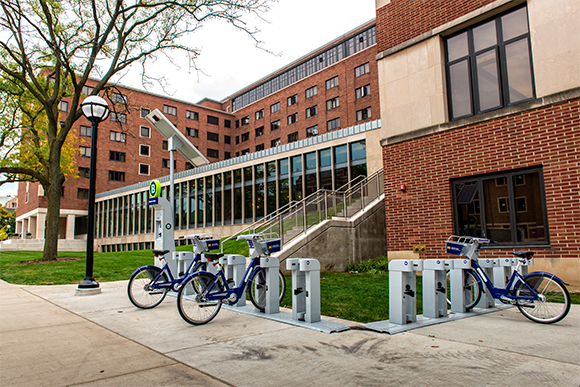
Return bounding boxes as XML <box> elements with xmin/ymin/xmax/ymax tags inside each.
<box><xmin>230</xmin><ymin>168</ymin><xmax>384</xmax><ymax>251</ymax></box>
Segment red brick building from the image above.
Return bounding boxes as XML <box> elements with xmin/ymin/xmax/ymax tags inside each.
<box><xmin>375</xmin><ymin>0</ymin><xmax>579</xmax><ymax>289</ymax></box>
<box><xmin>15</xmin><ymin>20</ymin><xmax>380</xmax><ymax>247</ymax></box>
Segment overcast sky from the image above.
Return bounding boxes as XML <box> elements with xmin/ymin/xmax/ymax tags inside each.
<box><xmin>0</xmin><ymin>0</ymin><xmax>376</xmax><ymax>197</ymax></box>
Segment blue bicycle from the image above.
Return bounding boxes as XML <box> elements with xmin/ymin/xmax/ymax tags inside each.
<box><xmin>177</xmin><ymin>234</ymin><xmax>285</xmax><ymax>325</ymax></box>
<box><xmin>127</xmin><ymin>234</ymin><xmax>219</xmax><ymax>309</ymax></box>
<box><xmin>446</xmin><ymin>236</ymin><xmax>571</xmax><ymax>324</ymax></box>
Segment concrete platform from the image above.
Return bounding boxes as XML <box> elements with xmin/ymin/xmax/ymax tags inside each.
<box><xmin>1</xmin><ymin>279</ymin><xmax>578</xmax><ymax>386</ymax></box>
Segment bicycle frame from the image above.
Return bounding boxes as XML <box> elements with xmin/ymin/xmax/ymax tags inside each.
<box><xmin>132</xmin><ymin>253</ymin><xmax>203</xmax><ymax>293</ymax></box>
<box><xmin>470</xmin><ymin>259</ymin><xmax>545</xmax><ymax>302</ymax></box>
<box><xmin>190</xmin><ymin>256</ymin><xmax>262</xmax><ymax>303</ymax></box>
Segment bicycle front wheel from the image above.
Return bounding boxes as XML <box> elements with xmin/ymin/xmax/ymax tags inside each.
<box><xmin>177</xmin><ymin>272</ymin><xmax>222</xmax><ymax>325</ymax></box>
<box><xmin>248</xmin><ymin>268</ymin><xmax>287</xmax><ymax>312</ymax></box>
<box><xmin>127</xmin><ymin>267</ymin><xmax>168</xmax><ymax>309</ymax></box>
<box><xmin>514</xmin><ymin>274</ymin><xmax>571</xmax><ymax>324</ymax></box>
<box><xmin>446</xmin><ymin>269</ymin><xmax>482</xmax><ymax>311</ymax></box>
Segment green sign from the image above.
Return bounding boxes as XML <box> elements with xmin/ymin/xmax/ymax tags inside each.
<box><xmin>149</xmin><ymin>180</ymin><xmax>161</xmax><ymax>198</ymax></box>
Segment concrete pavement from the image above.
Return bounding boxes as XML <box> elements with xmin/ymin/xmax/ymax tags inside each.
<box><xmin>1</xmin><ymin>279</ymin><xmax>578</xmax><ymax>386</ymax></box>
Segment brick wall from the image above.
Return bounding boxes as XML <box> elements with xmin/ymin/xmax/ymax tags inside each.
<box><xmin>382</xmin><ymin>98</ymin><xmax>580</xmax><ymax>265</ymax></box>
<box><xmin>229</xmin><ymin>47</ymin><xmax>380</xmax><ymax>153</ymax></box>
<box><xmin>375</xmin><ymin>0</ymin><xmax>496</xmax><ymax>53</ymax></box>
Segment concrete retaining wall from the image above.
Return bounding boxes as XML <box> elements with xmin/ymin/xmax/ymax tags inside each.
<box><xmin>278</xmin><ymin>198</ymin><xmax>387</xmax><ymax>272</ymax></box>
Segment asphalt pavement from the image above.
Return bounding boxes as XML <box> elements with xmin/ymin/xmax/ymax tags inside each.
<box><xmin>1</xmin><ymin>279</ymin><xmax>578</xmax><ymax>386</ymax></box>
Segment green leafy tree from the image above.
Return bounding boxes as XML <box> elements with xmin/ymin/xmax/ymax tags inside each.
<box><xmin>0</xmin><ymin>0</ymin><xmax>272</xmax><ymax>261</ymax></box>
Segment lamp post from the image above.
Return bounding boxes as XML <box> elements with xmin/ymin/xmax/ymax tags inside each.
<box><xmin>77</xmin><ymin>95</ymin><xmax>109</xmax><ymax>292</ymax></box>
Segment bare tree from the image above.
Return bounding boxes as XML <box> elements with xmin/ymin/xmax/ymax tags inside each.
<box><xmin>0</xmin><ymin>0</ymin><xmax>273</xmax><ymax>261</ymax></box>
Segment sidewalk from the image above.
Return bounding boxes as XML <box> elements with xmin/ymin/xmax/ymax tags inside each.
<box><xmin>1</xmin><ymin>279</ymin><xmax>578</xmax><ymax>387</ymax></box>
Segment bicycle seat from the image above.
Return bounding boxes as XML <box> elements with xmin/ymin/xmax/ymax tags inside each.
<box><xmin>511</xmin><ymin>251</ymin><xmax>535</xmax><ymax>259</ymax></box>
<box><xmin>203</xmin><ymin>253</ymin><xmax>224</xmax><ymax>261</ymax></box>
<box><xmin>152</xmin><ymin>249</ymin><xmax>170</xmax><ymax>257</ymax></box>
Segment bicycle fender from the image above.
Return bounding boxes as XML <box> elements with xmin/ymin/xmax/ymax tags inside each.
<box><xmin>524</xmin><ymin>271</ymin><xmax>569</xmax><ymax>286</ymax></box>
<box><xmin>131</xmin><ymin>265</ymin><xmax>161</xmax><ymax>277</ymax></box>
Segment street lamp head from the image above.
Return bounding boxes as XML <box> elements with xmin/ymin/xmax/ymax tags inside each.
<box><xmin>81</xmin><ymin>95</ymin><xmax>110</xmax><ymax>122</ymax></box>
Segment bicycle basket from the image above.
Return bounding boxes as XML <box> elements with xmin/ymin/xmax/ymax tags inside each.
<box><xmin>257</xmin><ymin>238</ymin><xmax>281</xmax><ymax>255</ymax></box>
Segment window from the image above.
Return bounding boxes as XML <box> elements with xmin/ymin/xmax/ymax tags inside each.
<box><xmin>271</xmin><ymin>120</ymin><xmax>281</xmax><ymax>131</ymax></box>
<box><xmin>445</xmin><ymin>5</ymin><xmax>534</xmax><ymax>120</ymax></box>
<box><xmin>185</xmin><ymin>162</ymin><xmax>194</xmax><ymax>170</ymax></box>
<box><xmin>162</xmin><ymin>159</ymin><xmax>176</xmax><ymax>169</ymax></box>
<box><xmin>224</xmin><ymin>119</ymin><xmax>231</xmax><ymax>128</ymax></box>
<box><xmin>139</xmin><ymin>145</ymin><xmax>150</xmax><ymax>157</ymax></box>
<box><xmin>241</xmin><ymin>116</ymin><xmax>250</xmax><ymax>125</ymax></box>
<box><xmin>355</xmin><ymin>84</ymin><xmax>371</xmax><ymax>99</ymax></box>
<box><xmin>327</xmin><ymin>118</ymin><xmax>340</xmax><ymax>131</ymax></box>
<box><xmin>224</xmin><ymin>152</ymin><xmax>231</xmax><ymax>159</ymax></box>
<box><xmin>326</xmin><ymin>76</ymin><xmax>339</xmax><ymax>90</ymax></box>
<box><xmin>287</xmin><ymin>94</ymin><xmax>297</xmax><ymax>106</ymax></box>
<box><xmin>287</xmin><ymin>113</ymin><xmax>298</xmax><ymax>125</ymax></box>
<box><xmin>306</xmin><ymin>105</ymin><xmax>318</xmax><ymax>118</ymax></box>
<box><xmin>255</xmin><ymin>126</ymin><xmax>264</xmax><ymax>137</ymax></box>
<box><xmin>186</xmin><ymin>128</ymin><xmax>198</xmax><ymax>138</ymax></box>
<box><xmin>241</xmin><ymin>149</ymin><xmax>250</xmax><ymax>156</ymax></box>
<box><xmin>163</xmin><ymin>105</ymin><xmax>177</xmax><ymax>116</ymax></box>
<box><xmin>288</xmin><ymin>132</ymin><xmax>298</xmax><ymax>143</ymax></box>
<box><xmin>82</xmin><ymin>85</ymin><xmax>94</xmax><ymax>96</ymax></box>
<box><xmin>80</xmin><ymin>125</ymin><xmax>91</xmax><ymax>137</ymax></box>
<box><xmin>80</xmin><ymin>146</ymin><xmax>91</xmax><ymax>157</ymax></box>
<box><xmin>186</xmin><ymin>110</ymin><xmax>199</xmax><ymax>120</ymax></box>
<box><xmin>207</xmin><ymin>132</ymin><xmax>219</xmax><ymax>142</ymax></box>
<box><xmin>111</xmin><ymin>93</ymin><xmax>127</xmax><ymax>103</ymax></box>
<box><xmin>305</xmin><ymin>86</ymin><xmax>317</xmax><ymax>99</ymax></box>
<box><xmin>224</xmin><ymin>135</ymin><xmax>231</xmax><ymax>144</ymax></box>
<box><xmin>354</xmin><ymin>62</ymin><xmax>370</xmax><ymax>77</ymax></box>
<box><xmin>207</xmin><ymin>115</ymin><xmax>219</xmax><ymax>125</ymax></box>
<box><xmin>326</xmin><ymin>97</ymin><xmax>339</xmax><ymax>110</ymax></box>
<box><xmin>356</xmin><ymin>107</ymin><xmax>371</xmax><ymax>121</ymax></box>
<box><xmin>235</xmin><ymin>136</ymin><xmax>239</xmax><ymax>144</ymax></box>
<box><xmin>110</xmin><ymin>112</ymin><xmax>127</xmax><ymax>123</ymax></box>
<box><xmin>77</xmin><ymin>188</ymin><xmax>89</xmax><ymax>199</ymax></box>
<box><xmin>271</xmin><ymin>138</ymin><xmax>281</xmax><ymax>147</ymax></box>
<box><xmin>207</xmin><ymin>149</ymin><xmax>219</xmax><ymax>158</ymax></box>
<box><xmin>140</xmin><ymin>107</ymin><xmax>150</xmax><ymax>118</ymax></box>
<box><xmin>78</xmin><ymin>167</ymin><xmax>90</xmax><ymax>178</ymax></box>
<box><xmin>452</xmin><ymin>167</ymin><xmax>548</xmax><ymax>246</ymax></box>
<box><xmin>109</xmin><ymin>171</ymin><xmax>125</xmax><ymax>182</ymax></box>
<box><xmin>306</xmin><ymin>125</ymin><xmax>318</xmax><ymax>137</ymax></box>
<box><xmin>110</xmin><ymin>131</ymin><xmax>126</xmax><ymax>143</ymax></box>
<box><xmin>162</xmin><ymin>141</ymin><xmax>168</xmax><ymax>150</ymax></box>
<box><xmin>241</xmin><ymin>132</ymin><xmax>249</xmax><ymax>142</ymax></box>
<box><xmin>109</xmin><ymin>150</ymin><xmax>126</xmax><ymax>162</ymax></box>
<box><xmin>140</xmin><ymin>126</ymin><xmax>150</xmax><ymax>138</ymax></box>
<box><xmin>256</xmin><ymin>144</ymin><xmax>265</xmax><ymax>152</ymax></box>
<box><xmin>139</xmin><ymin>164</ymin><xmax>150</xmax><ymax>175</ymax></box>
<box><xmin>271</xmin><ymin>102</ymin><xmax>280</xmax><ymax>113</ymax></box>
<box><xmin>59</xmin><ymin>101</ymin><xmax>68</xmax><ymax>112</ymax></box>
<box><xmin>255</xmin><ymin>109</ymin><xmax>264</xmax><ymax>120</ymax></box>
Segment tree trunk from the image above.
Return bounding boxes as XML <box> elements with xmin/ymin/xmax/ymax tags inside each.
<box><xmin>41</xmin><ymin>161</ymin><xmax>65</xmax><ymax>262</ymax></box>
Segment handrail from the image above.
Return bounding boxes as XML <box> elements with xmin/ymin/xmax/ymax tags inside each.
<box><xmin>228</xmin><ymin>168</ymin><xmax>384</xmax><ymax>247</ymax></box>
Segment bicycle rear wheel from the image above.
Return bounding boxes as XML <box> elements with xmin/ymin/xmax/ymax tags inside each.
<box><xmin>177</xmin><ymin>272</ymin><xmax>222</xmax><ymax>325</ymax></box>
<box><xmin>446</xmin><ymin>269</ymin><xmax>482</xmax><ymax>311</ymax></box>
<box><xmin>514</xmin><ymin>274</ymin><xmax>570</xmax><ymax>324</ymax></box>
<box><xmin>248</xmin><ymin>268</ymin><xmax>286</xmax><ymax>312</ymax></box>
<box><xmin>127</xmin><ymin>267</ymin><xmax>168</xmax><ymax>309</ymax></box>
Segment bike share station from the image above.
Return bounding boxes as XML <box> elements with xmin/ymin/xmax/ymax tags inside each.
<box><xmin>220</xmin><ymin>235</ymin><xmax>351</xmax><ymax>333</ymax></box>
<box><xmin>363</xmin><ymin>236</ymin><xmax>533</xmax><ymax>334</ymax></box>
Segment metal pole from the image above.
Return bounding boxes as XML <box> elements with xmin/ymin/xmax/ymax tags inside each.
<box><xmin>79</xmin><ymin>118</ymin><xmax>99</xmax><ymax>288</ymax></box>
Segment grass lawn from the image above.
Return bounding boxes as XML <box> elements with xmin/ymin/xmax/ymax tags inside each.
<box><xmin>0</xmin><ymin>248</ymin><xmax>577</xmax><ymax>324</ymax></box>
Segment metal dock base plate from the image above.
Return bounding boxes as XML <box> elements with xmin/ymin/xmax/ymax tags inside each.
<box><xmin>223</xmin><ymin>304</ymin><xmax>350</xmax><ymax>334</ymax></box>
